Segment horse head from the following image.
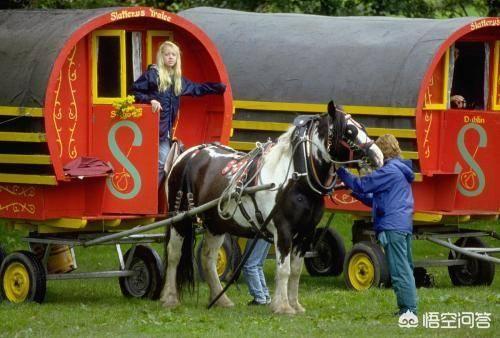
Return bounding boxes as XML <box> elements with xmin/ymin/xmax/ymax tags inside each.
<box><xmin>326</xmin><ymin>100</ymin><xmax>384</xmax><ymax>169</ymax></box>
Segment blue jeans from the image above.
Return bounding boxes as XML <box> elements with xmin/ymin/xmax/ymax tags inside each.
<box><xmin>242</xmin><ymin>238</ymin><xmax>271</xmax><ymax>304</ymax></box>
<box><xmin>158</xmin><ymin>139</ymin><xmax>171</xmax><ymax>184</ymax></box>
<box><xmin>378</xmin><ymin>230</ymin><xmax>418</xmax><ymax>314</ymax></box>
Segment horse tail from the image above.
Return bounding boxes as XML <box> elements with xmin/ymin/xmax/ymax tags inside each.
<box><xmin>176</xmin><ymin>218</ymin><xmax>196</xmax><ymax>296</ymax></box>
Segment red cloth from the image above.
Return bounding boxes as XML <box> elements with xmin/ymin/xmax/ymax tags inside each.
<box><xmin>63</xmin><ymin>157</ymin><xmax>113</xmax><ymax>177</ymax></box>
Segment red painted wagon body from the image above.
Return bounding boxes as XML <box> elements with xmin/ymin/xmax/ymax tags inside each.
<box><xmin>0</xmin><ymin>7</ymin><xmax>232</xmax><ymax>230</ymax></box>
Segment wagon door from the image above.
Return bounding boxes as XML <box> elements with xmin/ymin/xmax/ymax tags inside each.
<box><xmin>91</xmin><ymin>29</ymin><xmax>158</xmax><ymax>215</ymax></box>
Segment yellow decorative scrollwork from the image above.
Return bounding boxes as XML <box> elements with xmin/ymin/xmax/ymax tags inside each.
<box><xmin>424</xmin><ymin>76</ymin><xmax>434</xmax><ymax>106</ymax></box>
<box><xmin>52</xmin><ymin>45</ymin><xmax>79</xmax><ymax>159</ymax></box>
<box><xmin>423</xmin><ymin>111</ymin><xmax>433</xmax><ymax>159</ymax></box>
<box><xmin>67</xmin><ymin>46</ymin><xmax>78</xmax><ymax>159</ymax></box>
<box><xmin>0</xmin><ymin>203</ymin><xmax>35</xmax><ymax>214</ymax></box>
<box><xmin>332</xmin><ymin>193</ymin><xmax>358</xmax><ymax>205</ymax></box>
<box><xmin>112</xmin><ymin>170</ymin><xmax>132</xmax><ymax>192</ymax></box>
<box><xmin>0</xmin><ymin>185</ymin><xmax>35</xmax><ymax>197</ymax></box>
<box><xmin>53</xmin><ymin>71</ymin><xmax>63</xmax><ymax>157</ymax></box>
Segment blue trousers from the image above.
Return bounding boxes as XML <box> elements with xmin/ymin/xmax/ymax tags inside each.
<box><xmin>378</xmin><ymin>230</ymin><xmax>418</xmax><ymax>314</ymax></box>
<box><xmin>158</xmin><ymin>139</ymin><xmax>171</xmax><ymax>184</ymax></box>
<box><xmin>242</xmin><ymin>238</ymin><xmax>271</xmax><ymax>304</ymax></box>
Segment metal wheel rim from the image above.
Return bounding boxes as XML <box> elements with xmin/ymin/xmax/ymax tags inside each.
<box><xmin>3</xmin><ymin>262</ymin><xmax>30</xmax><ymax>303</ymax></box>
<box><xmin>124</xmin><ymin>260</ymin><xmax>150</xmax><ymax>297</ymax></box>
<box><xmin>348</xmin><ymin>253</ymin><xmax>374</xmax><ymax>290</ymax></box>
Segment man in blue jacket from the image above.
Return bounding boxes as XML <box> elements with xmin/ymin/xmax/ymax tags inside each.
<box><xmin>337</xmin><ymin>134</ymin><xmax>417</xmax><ymax>316</ymax></box>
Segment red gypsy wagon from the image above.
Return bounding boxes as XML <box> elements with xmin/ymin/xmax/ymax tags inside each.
<box><xmin>181</xmin><ymin>8</ymin><xmax>500</xmax><ymax>289</ymax></box>
<box><xmin>0</xmin><ymin>7</ymin><xmax>232</xmax><ymax>303</ymax></box>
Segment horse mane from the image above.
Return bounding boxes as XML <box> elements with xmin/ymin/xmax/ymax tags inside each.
<box><xmin>263</xmin><ymin>126</ymin><xmax>295</xmax><ymax>169</ymax></box>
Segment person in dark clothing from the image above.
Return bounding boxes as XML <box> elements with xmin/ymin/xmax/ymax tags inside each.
<box><xmin>131</xmin><ymin>41</ymin><xmax>226</xmax><ymax>183</ymax></box>
<box><xmin>337</xmin><ymin>134</ymin><xmax>418</xmax><ymax>317</ymax></box>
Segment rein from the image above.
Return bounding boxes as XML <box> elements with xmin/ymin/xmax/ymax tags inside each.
<box><xmin>291</xmin><ymin>116</ymin><xmax>365</xmax><ymax>195</ymax></box>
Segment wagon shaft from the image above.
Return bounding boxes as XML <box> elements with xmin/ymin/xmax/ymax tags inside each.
<box><xmin>82</xmin><ymin>183</ymin><xmax>275</xmax><ymax>247</ymax></box>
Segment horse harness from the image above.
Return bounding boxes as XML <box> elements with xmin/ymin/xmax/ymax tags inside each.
<box><xmin>221</xmin><ymin>141</ymin><xmax>275</xmax><ymax>241</ymax></box>
<box><xmin>291</xmin><ymin>115</ymin><xmax>338</xmax><ymax>196</ymax></box>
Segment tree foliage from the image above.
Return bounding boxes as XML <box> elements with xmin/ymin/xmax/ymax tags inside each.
<box><xmin>0</xmin><ymin>0</ymin><xmax>498</xmax><ymax>17</ymax></box>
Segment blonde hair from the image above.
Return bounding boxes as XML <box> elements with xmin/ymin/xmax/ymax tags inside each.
<box><xmin>156</xmin><ymin>41</ymin><xmax>182</xmax><ymax>95</ymax></box>
<box><xmin>375</xmin><ymin>134</ymin><xmax>401</xmax><ymax>159</ymax></box>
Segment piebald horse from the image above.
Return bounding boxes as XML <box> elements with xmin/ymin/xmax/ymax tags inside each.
<box><xmin>161</xmin><ymin>101</ymin><xmax>383</xmax><ymax>314</ymax></box>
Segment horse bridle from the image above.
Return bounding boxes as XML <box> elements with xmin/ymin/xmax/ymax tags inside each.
<box><xmin>292</xmin><ymin>113</ymin><xmax>373</xmax><ymax>195</ymax></box>
<box><xmin>331</xmin><ymin>113</ymin><xmax>374</xmax><ymax>162</ymax></box>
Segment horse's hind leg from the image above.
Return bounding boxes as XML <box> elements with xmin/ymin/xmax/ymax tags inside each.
<box><xmin>288</xmin><ymin>251</ymin><xmax>305</xmax><ymax>313</ymax></box>
<box><xmin>201</xmin><ymin>232</ymin><xmax>234</xmax><ymax>307</ymax></box>
<box><xmin>160</xmin><ymin>226</ymin><xmax>184</xmax><ymax>308</ymax></box>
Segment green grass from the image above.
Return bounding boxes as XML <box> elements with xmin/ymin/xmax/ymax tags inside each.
<box><xmin>0</xmin><ymin>214</ymin><xmax>499</xmax><ymax>337</ymax></box>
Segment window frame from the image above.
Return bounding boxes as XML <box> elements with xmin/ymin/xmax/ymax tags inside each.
<box><xmin>91</xmin><ymin>30</ymin><xmax>127</xmax><ymax>104</ymax></box>
<box><xmin>492</xmin><ymin>41</ymin><xmax>500</xmax><ymax>111</ymax></box>
<box><xmin>424</xmin><ymin>48</ymin><xmax>450</xmax><ymax>110</ymax></box>
<box><xmin>146</xmin><ymin>30</ymin><xmax>174</xmax><ymax>66</ymax></box>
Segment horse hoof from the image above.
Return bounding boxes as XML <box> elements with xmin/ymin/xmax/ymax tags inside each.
<box><xmin>214</xmin><ymin>298</ymin><xmax>235</xmax><ymax>308</ymax></box>
<box><xmin>272</xmin><ymin>303</ymin><xmax>296</xmax><ymax>315</ymax></box>
<box><xmin>291</xmin><ymin>302</ymin><xmax>306</xmax><ymax>314</ymax></box>
<box><xmin>162</xmin><ymin>299</ymin><xmax>180</xmax><ymax>309</ymax></box>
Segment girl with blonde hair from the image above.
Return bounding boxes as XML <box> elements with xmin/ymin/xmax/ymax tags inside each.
<box><xmin>132</xmin><ymin>41</ymin><xmax>226</xmax><ymax>183</ymax></box>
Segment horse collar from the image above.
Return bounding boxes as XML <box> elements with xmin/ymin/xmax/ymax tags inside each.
<box><xmin>291</xmin><ymin>117</ymin><xmax>336</xmax><ymax>195</ymax></box>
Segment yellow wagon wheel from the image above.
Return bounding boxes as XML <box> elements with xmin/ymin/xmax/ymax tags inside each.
<box><xmin>344</xmin><ymin>242</ymin><xmax>390</xmax><ymax>291</ymax></box>
<box><xmin>216</xmin><ymin>246</ymin><xmax>228</xmax><ymax>276</ymax></box>
<box><xmin>196</xmin><ymin>234</ymin><xmax>241</xmax><ymax>282</ymax></box>
<box><xmin>0</xmin><ymin>251</ymin><xmax>46</xmax><ymax>303</ymax></box>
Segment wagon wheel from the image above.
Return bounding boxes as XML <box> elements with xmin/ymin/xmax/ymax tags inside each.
<box><xmin>0</xmin><ymin>251</ymin><xmax>46</xmax><ymax>303</ymax></box>
<box><xmin>448</xmin><ymin>237</ymin><xmax>495</xmax><ymax>286</ymax></box>
<box><xmin>119</xmin><ymin>245</ymin><xmax>164</xmax><ymax>300</ymax></box>
<box><xmin>344</xmin><ymin>241</ymin><xmax>390</xmax><ymax>291</ymax></box>
<box><xmin>196</xmin><ymin>234</ymin><xmax>240</xmax><ymax>282</ymax></box>
<box><xmin>0</xmin><ymin>245</ymin><xmax>6</xmax><ymax>267</ymax></box>
<box><xmin>305</xmin><ymin>227</ymin><xmax>345</xmax><ymax>276</ymax></box>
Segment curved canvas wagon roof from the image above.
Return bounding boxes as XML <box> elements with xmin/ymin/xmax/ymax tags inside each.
<box><xmin>180</xmin><ymin>7</ymin><xmax>480</xmax><ymax>107</ymax></box>
<box><xmin>0</xmin><ymin>9</ymin><xmax>112</xmax><ymax>107</ymax></box>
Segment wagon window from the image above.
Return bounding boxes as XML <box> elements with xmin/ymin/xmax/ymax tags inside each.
<box><xmin>492</xmin><ymin>41</ymin><xmax>500</xmax><ymax>110</ymax></box>
<box><xmin>97</xmin><ymin>36</ymin><xmax>121</xmax><ymax>97</ymax></box>
<box><xmin>92</xmin><ymin>30</ymin><xmax>126</xmax><ymax>104</ymax></box>
<box><xmin>450</xmin><ymin>42</ymin><xmax>487</xmax><ymax>110</ymax></box>
<box><xmin>146</xmin><ymin>30</ymin><xmax>173</xmax><ymax>66</ymax></box>
<box><xmin>424</xmin><ymin>49</ymin><xmax>450</xmax><ymax>110</ymax></box>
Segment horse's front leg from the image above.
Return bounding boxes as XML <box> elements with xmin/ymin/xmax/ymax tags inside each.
<box><xmin>288</xmin><ymin>250</ymin><xmax>305</xmax><ymax>313</ymax></box>
<box><xmin>271</xmin><ymin>224</ymin><xmax>296</xmax><ymax>315</ymax></box>
<box><xmin>160</xmin><ymin>227</ymin><xmax>184</xmax><ymax>308</ymax></box>
<box><xmin>201</xmin><ymin>231</ymin><xmax>235</xmax><ymax>307</ymax></box>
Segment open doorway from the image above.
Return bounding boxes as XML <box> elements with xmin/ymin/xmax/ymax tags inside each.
<box><xmin>450</xmin><ymin>42</ymin><xmax>487</xmax><ymax>110</ymax></box>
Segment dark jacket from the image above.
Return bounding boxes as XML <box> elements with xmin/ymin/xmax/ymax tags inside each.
<box><xmin>131</xmin><ymin>65</ymin><xmax>225</xmax><ymax>141</ymax></box>
<box><xmin>337</xmin><ymin>158</ymin><xmax>415</xmax><ymax>234</ymax></box>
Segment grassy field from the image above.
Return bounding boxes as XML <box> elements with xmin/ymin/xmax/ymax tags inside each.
<box><xmin>0</xmin><ymin>214</ymin><xmax>498</xmax><ymax>337</ymax></box>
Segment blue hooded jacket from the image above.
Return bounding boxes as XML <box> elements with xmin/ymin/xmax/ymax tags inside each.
<box><xmin>337</xmin><ymin>158</ymin><xmax>415</xmax><ymax>234</ymax></box>
<box><xmin>131</xmin><ymin>65</ymin><xmax>225</xmax><ymax>141</ymax></box>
